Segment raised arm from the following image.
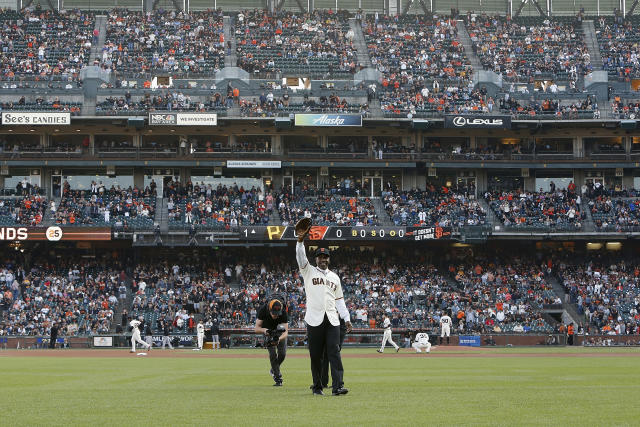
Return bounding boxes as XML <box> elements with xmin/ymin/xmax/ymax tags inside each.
<box><xmin>296</xmin><ymin>241</ymin><xmax>309</xmax><ymax>270</ymax></box>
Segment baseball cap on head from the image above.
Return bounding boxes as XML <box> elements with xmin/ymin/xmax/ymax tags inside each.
<box><xmin>314</xmin><ymin>247</ymin><xmax>330</xmax><ymax>257</ymax></box>
<box><xmin>269</xmin><ymin>299</ymin><xmax>283</xmax><ymax>316</ymax></box>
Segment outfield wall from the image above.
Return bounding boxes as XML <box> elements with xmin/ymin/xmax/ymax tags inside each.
<box><xmin>2</xmin><ymin>333</ymin><xmax>640</xmax><ymax>349</ymax></box>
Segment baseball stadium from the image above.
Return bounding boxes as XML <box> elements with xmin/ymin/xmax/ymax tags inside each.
<box><xmin>1</xmin><ymin>0</ymin><xmax>640</xmax><ymax>424</ymax></box>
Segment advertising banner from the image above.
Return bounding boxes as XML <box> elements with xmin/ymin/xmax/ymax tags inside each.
<box><xmin>444</xmin><ymin>115</ymin><xmax>511</xmax><ymax>129</ymax></box>
<box><xmin>227</xmin><ymin>161</ymin><xmax>281</xmax><ymax>168</ymax></box>
<box><xmin>0</xmin><ymin>226</ymin><xmax>111</xmax><ymax>241</ymax></box>
<box><xmin>294</xmin><ymin>114</ymin><xmax>362</xmax><ymax>127</ymax></box>
<box><xmin>458</xmin><ymin>335</ymin><xmax>481</xmax><ymax>347</ymax></box>
<box><xmin>93</xmin><ymin>336</ymin><xmax>113</xmax><ymax>347</ymax></box>
<box><xmin>2</xmin><ymin>112</ymin><xmax>71</xmax><ymax>125</ymax></box>
<box><xmin>149</xmin><ymin>113</ymin><xmax>217</xmax><ymax>126</ymax></box>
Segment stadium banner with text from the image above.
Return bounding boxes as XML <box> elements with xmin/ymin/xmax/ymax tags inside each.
<box><xmin>444</xmin><ymin>115</ymin><xmax>511</xmax><ymax>129</ymax></box>
<box><xmin>151</xmin><ymin>335</ymin><xmax>195</xmax><ymax>346</ymax></box>
<box><xmin>227</xmin><ymin>160</ymin><xmax>281</xmax><ymax>168</ymax></box>
<box><xmin>1</xmin><ymin>112</ymin><xmax>71</xmax><ymax>126</ymax></box>
<box><xmin>0</xmin><ymin>226</ymin><xmax>111</xmax><ymax>242</ymax></box>
<box><xmin>458</xmin><ymin>335</ymin><xmax>481</xmax><ymax>347</ymax></box>
<box><xmin>405</xmin><ymin>226</ymin><xmax>452</xmax><ymax>241</ymax></box>
<box><xmin>294</xmin><ymin>114</ymin><xmax>363</xmax><ymax>127</ymax></box>
<box><xmin>239</xmin><ymin>226</ymin><xmax>452</xmax><ymax>241</ymax></box>
<box><xmin>93</xmin><ymin>336</ymin><xmax>113</xmax><ymax>347</ymax></box>
<box><xmin>149</xmin><ymin>113</ymin><xmax>217</xmax><ymax>126</ymax></box>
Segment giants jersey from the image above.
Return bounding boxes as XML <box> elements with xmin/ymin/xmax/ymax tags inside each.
<box><xmin>415</xmin><ymin>333</ymin><xmax>430</xmax><ymax>345</ymax></box>
<box><xmin>129</xmin><ymin>320</ymin><xmax>141</xmax><ymax>330</ymax></box>
<box><xmin>296</xmin><ymin>243</ymin><xmax>343</xmax><ymax>327</ymax></box>
<box><xmin>197</xmin><ymin>324</ymin><xmax>205</xmax><ymax>335</ymax></box>
<box><xmin>440</xmin><ymin>315</ymin><xmax>452</xmax><ymax>326</ymax></box>
<box><xmin>383</xmin><ymin>317</ymin><xmax>392</xmax><ymax>328</ymax></box>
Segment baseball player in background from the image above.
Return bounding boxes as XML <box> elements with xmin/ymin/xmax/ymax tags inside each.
<box><xmin>196</xmin><ymin>320</ymin><xmax>205</xmax><ymax>350</ymax></box>
<box><xmin>377</xmin><ymin>315</ymin><xmax>400</xmax><ymax>353</ymax></box>
<box><xmin>160</xmin><ymin>318</ymin><xmax>174</xmax><ymax>349</ymax></box>
<box><xmin>412</xmin><ymin>332</ymin><xmax>432</xmax><ymax>353</ymax></box>
<box><xmin>130</xmin><ymin>318</ymin><xmax>151</xmax><ymax>353</ymax></box>
<box><xmin>144</xmin><ymin>321</ymin><xmax>154</xmax><ymax>350</ymax></box>
<box><xmin>440</xmin><ymin>312</ymin><xmax>452</xmax><ymax>345</ymax></box>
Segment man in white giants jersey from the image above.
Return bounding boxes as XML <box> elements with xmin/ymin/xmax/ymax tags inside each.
<box><xmin>377</xmin><ymin>315</ymin><xmax>400</xmax><ymax>353</ymax></box>
<box><xmin>130</xmin><ymin>318</ymin><xmax>151</xmax><ymax>353</ymax></box>
<box><xmin>196</xmin><ymin>320</ymin><xmax>205</xmax><ymax>350</ymax></box>
<box><xmin>412</xmin><ymin>332</ymin><xmax>431</xmax><ymax>353</ymax></box>
<box><xmin>440</xmin><ymin>313</ymin><xmax>452</xmax><ymax>345</ymax></box>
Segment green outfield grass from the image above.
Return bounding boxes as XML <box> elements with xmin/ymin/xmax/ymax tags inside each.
<box><xmin>1</xmin><ymin>347</ymin><xmax>639</xmax><ymax>426</ymax></box>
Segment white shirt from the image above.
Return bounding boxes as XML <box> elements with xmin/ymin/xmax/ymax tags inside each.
<box><xmin>129</xmin><ymin>320</ymin><xmax>141</xmax><ymax>330</ymax></box>
<box><xmin>296</xmin><ymin>242</ymin><xmax>344</xmax><ymax>327</ymax></box>
<box><xmin>415</xmin><ymin>332</ymin><xmax>430</xmax><ymax>345</ymax></box>
<box><xmin>197</xmin><ymin>323</ymin><xmax>205</xmax><ymax>335</ymax></box>
<box><xmin>383</xmin><ymin>317</ymin><xmax>391</xmax><ymax>329</ymax></box>
<box><xmin>440</xmin><ymin>315</ymin><xmax>452</xmax><ymax>327</ymax></box>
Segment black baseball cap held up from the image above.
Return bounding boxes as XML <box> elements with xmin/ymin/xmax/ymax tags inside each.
<box><xmin>315</xmin><ymin>247</ymin><xmax>330</xmax><ymax>257</ymax></box>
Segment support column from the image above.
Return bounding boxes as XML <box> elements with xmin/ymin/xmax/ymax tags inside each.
<box><xmin>475</xmin><ymin>169</ymin><xmax>488</xmax><ymax>194</ymax></box>
<box><xmin>573</xmin><ymin>136</ymin><xmax>584</xmax><ymax>158</ymax></box>
<box><xmin>524</xmin><ymin>176</ymin><xmax>536</xmax><ymax>192</ymax></box>
<box><xmin>133</xmin><ymin>169</ymin><xmax>145</xmax><ymax>189</ymax></box>
<box><xmin>469</xmin><ymin>135</ymin><xmax>477</xmax><ymax>150</ymax></box>
<box><xmin>272</xmin><ymin>135</ymin><xmax>282</xmax><ymax>155</ymax></box>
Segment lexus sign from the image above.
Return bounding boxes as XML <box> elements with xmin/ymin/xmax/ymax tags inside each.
<box><xmin>445</xmin><ymin>115</ymin><xmax>511</xmax><ymax>129</ymax></box>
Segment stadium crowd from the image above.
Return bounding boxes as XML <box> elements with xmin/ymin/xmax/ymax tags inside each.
<box><xmin>0</xmin><ymin>256</ymin><xmax>124</xmax><ymax>336</ymax></box>
<box><xmin>277</xmin><ymin>194</ymin><xmax>379</xmax><ymax>226</ymax></box>
<box><xmin>0</xmin><ymin>195</ymin><xmax>46</xmax><ymax>226</ymax></box>
<box><xmin>486</xmin><ymin>186</ymin><xmax>584</xmax><ymax>230</ymax></box>
<box><xmin>102</xmin><ymin>9</ymin><xmax>225</xmax><ymax>76</ymax></box>
<box><xmin>382</xmin><ymin>186</ymin><xmax>486</xmax><ymax>227</ymax></box>
<box><xmin>557</xmin><ymin>258</ymin><xmax>640</xmax><ymax>335</ymax></box>
<box><xmin>466</xmin><ymin>14</ymin><xmax>591</xmax><ymax>82</ymax></box>
<box><xmin>235</xmin><ymin>9</ymin><xmax>357</xmax><ymax>78</ymax></box>
<box><xmin>55</xmin><ymin>183</ymin><xmax>156</xmax><ymax>228</ymax></box>
<box><xmin>596</xmin><ymin>15</ymin><xmax>640</xmax><ymax>79</ymax></box>
<box><xmin>0</xmin><ymin>8</ymin><xmax>94</xmax><ymax>81</ymax></box>
<box><xmin>449</xmin><ymin>254</ymin><xmax>557</xmax><ymax>334</ymax></box>
<box><xmin>166</xmin><ymin>181</ymin><xmax>273</xmax><ymax>229</ymax></box>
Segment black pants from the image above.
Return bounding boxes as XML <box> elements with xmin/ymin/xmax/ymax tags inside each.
<box><xmin>307</xmin><ymin>315</ymin><xmax>343</xmax><ymax>392</ymax></box>
<box><xmin>267</xmin><ymin>339</ymin><xmax>287</xmax><ymax>379</ymax></box>
<box><xmin>49</xmin><ymin>335</ymin><xmax>57</xmax><ymax>349</ymax></box>
<box><xmin>321</xmin><ymin>323</ymin><xmax>346</xmax><ymax>388</ymax></box>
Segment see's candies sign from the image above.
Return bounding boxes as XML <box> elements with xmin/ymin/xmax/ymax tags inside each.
<box><xmin>1</xmin><ymin>112</ymin><xmax>71</xmax><ymax>125</ymax></box>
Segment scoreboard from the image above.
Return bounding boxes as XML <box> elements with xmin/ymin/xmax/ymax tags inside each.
<box><xmin>238</xmin><ymin>226</ymin><xmax>452</xmax><ymax>241</ymax></box>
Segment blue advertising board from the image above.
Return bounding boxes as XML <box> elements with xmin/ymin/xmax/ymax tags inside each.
<box><xmin>294</xmin><ymin>114</ymin><xmax>363</xmax><ymax>127</ymax></box>
<box><xmin>458</xmin><ymin>335</ymin><xmax>481</xmax><ymax>347</ymax></box>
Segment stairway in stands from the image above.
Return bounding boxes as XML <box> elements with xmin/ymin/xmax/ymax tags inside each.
<box><xmin>581</xmin><ymin>20</ymin><xmax>603</xmax><ymax>70</ymax></box>
<box><xmin>456</xmin><ymin>20</ymin><xmax>483</xmax><ymax>70</ymax></box>
<box><xmin>477</xmin><ymin>198</ymin><xmax>500</xmax><ymax>231</ymax></box>
<box><xmin>371</xmin><ymin>197</ymin><xmax>394</xmax><ymax>226</ymax></box>
<box><xmin>223</xmin><ymin>15</ymin><xmax>237</xmax><ymax>68</ymax></box>
<box><xmin>349</xmin><ymin>18</ymin><xmax>373</xmax><ymax>69</ymax></box>
<box><xmin>157</xmin><ymin>197</ymin><xmax>168</xmax><ymax>233</ymax></box>
<box><xmin>546</xmin><ymin>274</ymin><xmax>582</xmax><ymax>326</ymax></box>
<box><xmin>89</xmin><ymin>15</ymin><xmax>108</xmax><ymax>64</ymax></box>
<box><xmin>581</xmin><ymin>198</ymin><xmax>596</xmax><ymax>232</ymax></box>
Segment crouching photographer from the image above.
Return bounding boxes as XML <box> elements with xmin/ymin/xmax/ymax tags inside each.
<box><xmin>255</xmin><ymin>297</ymin><xmax>288</xmax><ymax>386</ymax></box>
